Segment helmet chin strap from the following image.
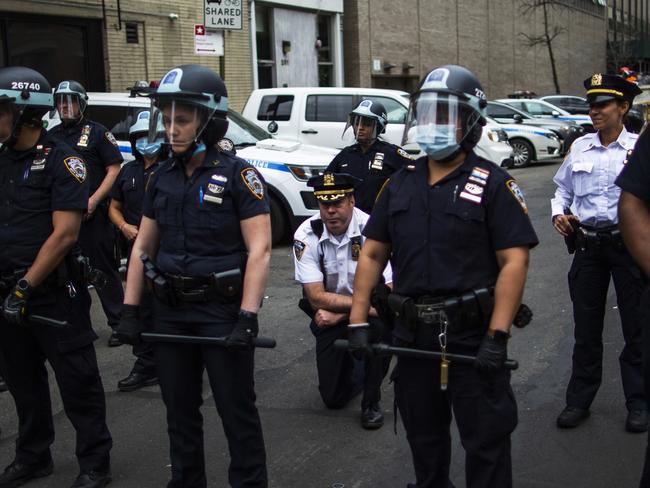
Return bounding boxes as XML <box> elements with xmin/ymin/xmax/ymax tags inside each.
<box><xmin>172</xmin><ymin>139</ymin><xmax>207</xmax><ymax>165</ymax></box>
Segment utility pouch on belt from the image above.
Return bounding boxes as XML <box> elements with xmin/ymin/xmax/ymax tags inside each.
<box><xmin>210</xmin><ymin>269</ymin><xmax>242</xmax><ymax>299</ymax></box>
<box><xmin>141</xmin><ymin>253</ymin><xmax>176</xmax><ymax>306</ymax></box>
<box><xmin>388</xmin><ymin>293</ymin><xmax>418</xmax><ymax>343</ymax></box>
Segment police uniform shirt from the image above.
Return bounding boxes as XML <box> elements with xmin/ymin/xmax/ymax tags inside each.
<box><xmin>616</xmin><ymin>127</ymin><xmax>650</xmax><ymax>203</ymax></box>
<box><xmin>551</xmin><ymin>128</ymin><xmax>638</xmax><ymax>226</ymax></box>
<box><xmin>363</xmin><ymin>153</ymin><xmax>538</xmax><ymax>297</ymax></box>
<box><xmin>294</xmin><ymin>207</ymin><xmax>392</xmax><ymax>294</ymax></box>
<box><xmin>49</xmin><ymin>118</ymin><xmax>123</xmax><ymax>194</ymax></box>
<box><xmin>326</xmin><ymin>139</ymin><xmax>414</xmax><ymax>213</ymax></box>
<box><xmin>110</xmin><ymin>158</ymin><xmax>160</xmax><ymax>226</ymax></box>
<box><xmin>142</xmin><ymin>147</ymin><xmax>269</xmax><ymax>276</ymax></box>
<box><xmin>0</xmin><ymin>131</ymin><xmax>89</xmax><ymax>271</ymax></box>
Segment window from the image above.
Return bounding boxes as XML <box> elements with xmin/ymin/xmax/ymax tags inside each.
<box><xmin>523</xmin><ymin>102</ymin><xmax>557</xmax><ymax>116</ymax></box>
<box><xmin>257</xmin><ymin>95</ymin><xmax>294</xmax><ymax>121</ymax></box>
<box><xmin>317</xmin><ymin>15</ymin><xmax>333</xmax><ymax>87</ymax></box>
<box><xmin>506</xmin><ymin>101</ymin><xmax>527</xmax><ymax>112</ymax></box>
<box><xmin>305</xmin><ymin>95</ymin><xmax>355</xmax><ymax>122</ymax></box>
<box><xmin>486</xmin><ymin>103</ymin><xmax>519</xmax><ymax>118</ymax></box>
<box><xmin>125</xmin><ymin>22</ymin><xmax>139</xmax><ymax>44</ymax></box>
<box><xmin>84</xmin><ymin>105</ymin><xmax>143</xmax><ymax>140</ymax></box>
<box><xmin>362</xmin><ymin>96</ymin><xmax>408</xmax><ymax>124</ymax></box>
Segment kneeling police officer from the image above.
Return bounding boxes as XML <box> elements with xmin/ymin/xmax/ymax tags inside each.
<box><xmin>348</xmin><ymin>65</ymin><xmax>538</xmax><ymax>488</ymax></box>
<box><xmin>0</xmin><ymin>67</ymin><xmax>112</xmax><ymax>488</ymax></box>
<box><xmin>118</xmin><ymin>64</ymin><xmax>270</xmax><ymax>488</ymax></box>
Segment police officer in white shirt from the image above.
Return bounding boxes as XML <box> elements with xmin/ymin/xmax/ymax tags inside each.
<box><xmin>294</xmin><ymin>172</ymin><xmax>392</xmax><ymax>430</ymax></box>
<box><xmin>551</xmin><ymin>73</ymin><xmax>647</xmax><ymax>432</ymax></box>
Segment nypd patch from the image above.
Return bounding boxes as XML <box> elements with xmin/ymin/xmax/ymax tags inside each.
<box><xmin>294</xmin><ymin>240</ymin><xmax>306</xmax><ymax>261</ymax></box>
<box><xmin>506</xmin><ymin>179</ymin><xmax>528</xmax><ymax>213</ymax></box>
<box><xmin>105</xmin><ymin>132</ymin><xmax>118</xmax><ymax>147</ymax></box>
<box><xmin>64</xmin><ymin>157</ymin><xmax>87</xmax><ymax>183</ymax></box>
<box><xmin>241</xmin><ymin>167</ymin><xmax>264</xmax><ymax>200</ymax></box>
<box><xmin>218</xmin><ymin>138</ymin><xmax>236</xmax><ymax>154</ymax></box>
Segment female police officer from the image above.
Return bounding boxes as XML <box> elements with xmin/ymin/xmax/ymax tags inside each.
<box><xmin>117</xmin><ymin>64</ymin><xmax>270</xmax><ymax>488</ymax></box>
<box><xmin>108</xmin><ymin>111</ymin><xmax>166</xmax><ymax>392</ymax></box>
<box><xmin>348</xmin><ymin>65</ymin><xmax>538</xmax><ymax>488</ymax></box>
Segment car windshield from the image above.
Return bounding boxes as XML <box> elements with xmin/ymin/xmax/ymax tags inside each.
<box><xmin>487</xmin><ymin>102</ymin><xmax>532</xmax><ymax>119</ymax></box>
<box><xmin>225</xmin><ymin>110</ymin><xmax>270</xmax><ymax>146</ymax></box>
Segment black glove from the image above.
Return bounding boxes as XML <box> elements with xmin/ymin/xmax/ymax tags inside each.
<box><xmin>348</xmin><ymin>322</ymin><xmax>371</xmax><ymax>360</ymax></box>
<box><xmin>115</xmin><ymin>304</ymin><xmax>143</xmax><ymax>345</ymax></box>
<box><xmin>227</xmin><ymin>310</ymin><xmax>259</xmax><ymax>349</ymax></box>
<box><xmin>3</xmin><ymin>280</ymin><xmax>32</xmax><ymax>326</ymax></box>
<box><xmin>475</xmin><ymin>330</ymin><xmax>509</xmax><ymax>372</ymax></box>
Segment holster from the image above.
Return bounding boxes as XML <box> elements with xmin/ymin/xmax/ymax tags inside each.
<box><xmin>298</xmin><ymin>297</ymin><xmax>316</xmax><ymax>318</ymax></box>
<box><xmin>141</xmin><ymin>254</ymin><xmax>176</xmax><ymax>306</ymax></box>
<box><xmin>387</xmin><ymin>293</ymin><xmax>418</xmax><ymax>344</ymax></box>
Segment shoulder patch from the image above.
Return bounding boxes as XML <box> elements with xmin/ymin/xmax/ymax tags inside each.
<box><xmin>397</xmin><ymin>148</ymin><xmax>416</xmax><ymax>160</ymax></box>
<box><xmin>64</xmin><ymin>156</ymin><xmax>87</xmax><ymax>184</ymax></box>
<box><xmin>105</xmin><ymin>132</ymin><xmax>118</xmax><ymax>147</ymax></box>
<box><xmin>506</xmin><ymin>179</ymin><xmax>528</xmax><ymax>214</ymax></box>
<box><xmin>240</xmin><ymin>167</ymin><xmax>264</xmax><ymax>200</ymax></box>
<box><xmin>217</xmin><ymin>138</ymin><xmax>236</xmax><ymax>154</ymax></box>
<box><xmin>294</xmin><ymin>240</ymin><xmax>307</xmax><ymax>261</ymax></box>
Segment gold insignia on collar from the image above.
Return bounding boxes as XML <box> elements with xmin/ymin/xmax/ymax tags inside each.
<box><xmin>323</xmin><ymin>173</ymin><xmax>335</xmax><ymax>186</ymax></box>
<box><xmin>591</xmin><ymin>73</ymin><xmax>602</xmax><ymax>86</ymax></box>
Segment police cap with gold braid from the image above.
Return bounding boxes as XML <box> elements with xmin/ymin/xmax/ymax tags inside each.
<box><xmin>307</xmin><ymin>172</ymin><xmax>361</xmax><ymax>203</ymax></box>
<box><xmin>583</xmin><ymin>73</ymin><xmax>642</xmax><ymax>104</ymax></box>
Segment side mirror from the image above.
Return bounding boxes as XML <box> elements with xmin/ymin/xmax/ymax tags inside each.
<box><xmin>551</xmin><ymin>110</ymin><xmax>560</xmax><ymax>117</ymax></box>
<box><xmin>513</xmin><ymin>114</ymin><xmax>523</xmax><ymax>124</ymax></box>
<box><xmin>267</xmin><ymin>121</ymin><xmax>278</xmax><ymax>134</ymax></box>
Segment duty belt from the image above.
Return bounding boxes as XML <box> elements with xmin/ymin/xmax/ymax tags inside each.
<box><xmin>164</xmin><ymin>274</ymin><xmax>218</xmax><ymax>303</ymax></box>
<box><xmin>576</xmin><ymin>224</ymin><xmax>623</xmax><ymax>251</ymax></box>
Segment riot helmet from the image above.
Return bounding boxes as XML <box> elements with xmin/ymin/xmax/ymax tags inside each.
<box><xmin>402</xmin><ymin>65</ymin><xmax>487</xmax><ymax>162</ymax></box>
<box><xmin>0</xmin><ymin>66</ymin><xmax>53</xmax><ymax>146</ymax></box>
<box><xmin>54</xmin><ymin>80</ymin><xmax>88</xmax><ymax>124</ymax></box>
<box><xmin>129</xmin><ymin>110</ymin><xmax>165</xmax><ymax>159</ymax></box>
<box><xmin>343</xmin><ymin>99</ymin><xmax>388</xmax><ymax>145</ymax></box>
<box><xmin>149</xmin><ymin>64</ymin><xmax>228</xmax><ymax>156</ymax></box>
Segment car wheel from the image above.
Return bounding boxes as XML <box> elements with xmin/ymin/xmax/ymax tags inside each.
<box><xmin>510</xmin><ymin>139</ymin><xmax>534</xmax><ymax>168</ymax></box>
<box><xmin>269</xmin><ymin>195</ymin><xmax>287</xmax><ymax>245</ymax></box>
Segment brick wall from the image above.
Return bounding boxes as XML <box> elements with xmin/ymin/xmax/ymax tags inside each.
<box><xmin>2</xmin><ymin>0</ymin><xmax>253</xmax><ymax>111</ymax></box>
<box><xmin>345</xmin><ymin>0</ymin><xmax>607</xmax><ymax>97</ymax></box>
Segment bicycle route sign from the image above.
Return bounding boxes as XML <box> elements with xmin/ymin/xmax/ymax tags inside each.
<box><xmin>204</xmin><ymin>0</ymin><xmax>242</xmax><ymax>30</ymax></box>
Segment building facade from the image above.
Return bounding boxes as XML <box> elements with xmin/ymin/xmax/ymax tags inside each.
<box><xmin>607</xmin><ymin>0</ymin><xmax>650</xmax><ymax>73</ymax></box>
<box><xmin>0</xmin><ymin>0</ymin><xmax>254</xmax><ymax>109</ymax></box>
<box><xmin>343</xmin><ymin>0</ymin><xmax>608</xmax><ymax>98</ymax></box>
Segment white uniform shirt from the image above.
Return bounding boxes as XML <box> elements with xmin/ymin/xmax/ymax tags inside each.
<box><xmin>293</xmin><ymin>207</ymin><xmax>392</xmax><ymax>295</ymax></box>
<box><xmin>550</xmin><ymin>128</ymin><xmax>638</xmax><ymax>227</ymax></box>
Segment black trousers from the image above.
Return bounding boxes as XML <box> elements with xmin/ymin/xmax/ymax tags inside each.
<box><xmin>637</xmin><ymin>286</ymin><xmax>650</xmax><ymax>488</ymax></box>
<box><xmin>78</xmin><ymin>205</ymin><xmax>124</xmax><ymax>328</ymax></box>
<box><xmin>394</xmin><ymin>323</ymin><xmax>517</xmax><ymax>488</ymax></box>
<box><xmin>0</xmin><ymin>285</ymin><xmax>112</xmax><ymax>472</ymax></box>
<box><xmin>153</xmin><ymin>299</ymin><xmax>267</xmax><ymax>488</ymax></box>
<box><xmin>566</xmin><ymin>240</ymin><xmax>646</xmax><ymax>411</ymax></box>
<box><xmin>309</xmin><ymin>318</ymin><xmax>391</xmax><ymax>409</ymax></box>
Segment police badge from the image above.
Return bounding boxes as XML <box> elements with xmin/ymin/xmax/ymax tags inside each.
<box><xmin>351</xmin><ymin>236</ymin><xmax>362</xmax><ymax>261</ymax></box>
<box><xmin>77</xmin><ymin>125</ymin><xmax>91</xmax><ymax>148</ymax></box>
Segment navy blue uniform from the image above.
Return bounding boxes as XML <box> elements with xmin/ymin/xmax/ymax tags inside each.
<box><xmin>0</xmin><ymin>131</ymin><xmax>112</xmax><ymax>473</ymax></box>
<box><xmin>110</xmin><ymin>159</ymin><xmax>160</xmax><ymax>377</ymax></box>
<box><xmin>326</xmin><ymin>139</ymin><xmax>413</xmax><ymax>214</ymax></box>
<box><xmin>49</xmin><ymin>118</ymin><xmax>124</xmax><ymax>330</ymax></box>
<box><xmin>363</xmin><ymin>152</ymin><xmax>538</xmax><ymax>488</ymax></box>
<box><xmin>616</xmin><ymin>130</ymin><xmax>650</xmax><ymax>488</ymax></box>
<box><xmin>142</xmin><ymin>147</ymin><xmax>269</xmax><ymax>488</ymax></box>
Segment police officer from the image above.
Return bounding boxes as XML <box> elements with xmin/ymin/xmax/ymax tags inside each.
<box><xmin>326</xmin><ymin>99</ymin><xmax>414</xmax><ymax>214</ymax></box>
<box><xmin>49</xmin><ymin>80</ymin><xmax>125</xmax><ymax>347</ymax></box>
<box><xmin>108</xmin><ymin>111</ymin><xmax>165</xmax><ymax>392</ymax></box>
<box><xmin>551</xmin><ymin>73</ymin><xmax>647</xmax><ymax>432</ymax></box>
<box><xmin>348</xmin><ymin>65</ymin><xmax>538</xmax><ymax>488</ymax></box>
<box><xmin>0</xmin><ymin>67</ymin><xmax>112</xmax><ymax>488</ymax></box>
<box><xmin>293</xmin><ymin>172</ymin><xmax>392</xmax><ymax>429</ymax></box>
<box><xmin>116</xmin><ymin>64</ymin><xmax>269</xmax><ymax>488</ymax></box>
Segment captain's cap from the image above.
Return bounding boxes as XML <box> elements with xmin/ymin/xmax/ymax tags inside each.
<box><xmin>307</xmin><ymin>172</ymin><xmax>361</xmax><ymax>203</ymax></box>
<box><xmin>583</xmin><ymin>73</ymin><xmax>642</xmax><ymax>104</ymax></box>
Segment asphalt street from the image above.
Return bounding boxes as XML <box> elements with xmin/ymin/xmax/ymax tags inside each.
<box><xmin>0</xmin><ymin>158</ymin><xmax>647</xmax><ymax>487</ymax></box>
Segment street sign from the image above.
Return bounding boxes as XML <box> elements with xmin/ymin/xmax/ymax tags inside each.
<box><xmin>194</xmin><ymin>24</ymin><xmax>224</xmax><ymax>56</ymax></box>
<box><xmin>204</xmin><ymin>0</ymin><xmax>242</xmax><ymax>30</ymax></box>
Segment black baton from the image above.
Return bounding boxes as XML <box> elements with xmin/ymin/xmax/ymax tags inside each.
<box><xmin>141</xmin><ymin>332</ymin><xmax>276</xmax><ymax>349</ymax></box>
<box><xmin>0</xmin><ymin>307</ymin><xmax>68</xmax><ymax>328</ymax></box>
<box><xmin>334</xmin><ymin>340</ymin><xmax>518</xmax><ymax>370</ymax></box>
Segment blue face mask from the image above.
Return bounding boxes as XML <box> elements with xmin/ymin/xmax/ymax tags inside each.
<box><xmin>415</xmin><ymin>123</ymin><xmax>460</xmax><ymax>161</ymax></box>
<box><xmin>135</xmin><ymin>137</ymin><xmax>163</xmax><ymax>158</ymax></box>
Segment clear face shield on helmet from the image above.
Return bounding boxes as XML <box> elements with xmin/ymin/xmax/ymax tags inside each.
<box><xmin>402</xmin><ymin>92</ymin><xmax>477</xmax><ymax>161</ymax></box>
<box><xmin>55</xmin><ymin>94</ymin><xmax>84</xmax><ymax>122</ymax></box>
<box><xmin>149</xmin><ymin>99</ymin><xmax>217</xmax><ymax>155</ymax></box>
<box><xmin>342</xmin><ymin>114</ymin><xmax>378</xmax><ymax>144</ymax></box>
<box><xmin>0</xmin><ymin>100</ymin><xmax>16</xmax><ymax>144</ymax></box>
